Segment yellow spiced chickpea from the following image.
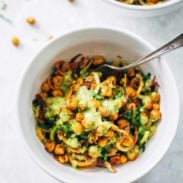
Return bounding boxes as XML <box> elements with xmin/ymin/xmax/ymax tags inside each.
<box><xmin>54</xmin><ymin>144</ymin><xmax>65</xmax><ymax>155</ymax></box>
<box><xmin>57</xmin><ymin>154</ymin><xmax>69</xmax><ymax>164</ymax></box>
<box><xmin>11</xmin><ymin>37</ymin><xmax>20</xmax><ymax>47</ymax></box>
<box><xmin>76</xmin><ymin>113</ymin><xmax>84</xmax><ymax>122</ymax></box>
<box><xmin>45</xmin><ymin>141</ymin><xmax>56</xmax><ymax>153</ymax></box>
<box><xmin>26</xmin><ymin>17</ymin><xmax>36</xmax><ymax>25</ymax></box>
<box><xmin>68</xmin><ymin>97</ymin><xmax>78</xmax><ymax>111</ymax></box>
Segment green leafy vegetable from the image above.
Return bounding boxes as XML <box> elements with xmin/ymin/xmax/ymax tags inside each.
<box><xmin>115</xmin><ymin>92</ymin><xmax>123</xmax><ymax>99</ymax></box>
<box><xmin>143</xmin><ymin>73</ymin><xmax>151</xmax><ymax>81</ymax></box>
<box><xmin>92</xmin><ymin>92</ymin><xmax>104</xmax><ymax>100</ymax></box>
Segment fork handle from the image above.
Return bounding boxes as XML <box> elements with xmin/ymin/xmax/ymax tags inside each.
<box><xmin>121</xmin><ymin>33</ymin><xmax>183</xmax><ymax>70</ymax></box>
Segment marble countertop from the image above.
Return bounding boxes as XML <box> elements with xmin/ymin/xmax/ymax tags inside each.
<box><xmin>0</xmin><ymin>0</ymin><xmax>183</xmax><ymax>182</ymax></box>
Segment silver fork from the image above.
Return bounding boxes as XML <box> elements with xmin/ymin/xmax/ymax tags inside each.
<box><xmin>95</xmin><ymin>33</ymin><xmax>183</xmax><ymax>72</ymax></box>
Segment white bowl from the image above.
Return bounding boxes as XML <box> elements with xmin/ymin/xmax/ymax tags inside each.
<box><xmin>17</xmin><ymin>27</ymin><xmax>180</xmax><ymax>183</ymax></box>
<box><xmin>103</xmin><ymin>0</ymin><xmax>183</xmax><ymax>17</ymax></box>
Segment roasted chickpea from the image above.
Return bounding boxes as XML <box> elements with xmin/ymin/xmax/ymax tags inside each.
<box><xmin>26</xmin><ymin>17</ymin><xmax>36</xmax><ymax>25</ymax></box>
<box><xmin>105</xmin><ymin>130</ymin><xmax>115</xmax><ymax>138</ymax></box>
<box><xmin>52</xmin><ymin>90</ymin><xmax>63</xmax><ymax>97</ymax></box>
<box><xmin>92</xmin><ymin>56</ymin><xmax>105</xmax><ymax>66</ymax></box>
<box><xmin>68</xmin><ymin>98</ymin><xmax>78</xmax><ymax>111</ymax></box>
<box><xmin>151</xmin><ymin>92</ymin><xmax>160</xmax><ymax>102</ymax></box>
<box><xmin>109</xmin><ymin>112</ymin><xmax>118</xmax><ymax>121</ymax></box>
<box><xmin>110</xmin><ymin>155</ymin><xmax>127</xmax><ymax>165</ymax></box>
<box><xmin>57</xmin><ymin>154</ymin><xmax>69</xmax><ymax>164</ymax></box>
<box><xmin>91</xmin><ymin>99</ymin><xmax>101</xmax><ymax>108</ymax></box>
<box><xmin>153</xmin><ymin>103</ymin><xmax>160</xmax><ymax>110</ymax></box>
<box><xmin>150</xmin><ymin>109</ymin><xmax>161</xmax><ymax>121</ymax></box>
<box><xmin>117</xmin><ymin>119</ymin><xmax>129</xmax><ymax>129</ymax></box>
<box><xmin>45</xmin><ymin>141</ymin><xmax>56</xmax><ymax>152</ymax></box>
<box><xmin>98</xmin><ymin>137</ymin><xmax>108</xmax><ymax>147</ymax></box>
<box><xmin>98</xmin><ymin>106</ymin><xmax>108</xmax><ymax>117</ymax></box>
<box><xmin>77</xmin><ymin>77</ymin><xmax>84</xmax><ymax>85</ymax></box>
<box><xmin>126</xmin><ymin>86</ymin><xmax>136</xmax><ymax>97</ymax></box>
<box><xmin>72</xmin><ymin>121</ymin><xmax>83</xmax><ymax>135</ymax></box>
<box><xmin>54</xmin><ymin>144</ymin><xmax>65</xmax><ymax>155</ymax></box>
<box><xmin>144</xmin><ymin>103</ymin><xmax>153</xmax><ymax>110</ymax></box>
<box><xmin>101</xmin><ymin>86</ymin><xmax>112</xmax><ymax>97</ymax></box>
<box><xmin>41</xmin><ymin>82</ymin><xmax>50</xmax><ymax>92</ymax></box>
<box><xmin>11</xmin><ymin>37</ymin><xmax>20</xmax><ymax>46</ymax></box>
<box><xmin>106</xmin><ymin>76</ymin><xmax>117</xmax><ymax>86</ymax></box>
<box><xmin>52</xmin><ymin>75</ymin><xmax>62</xmax><ymax>86</ymax></box>
<box><xmin>76</xmin><ymin>113</ymin><xmax>84</xmax><ymax>122</ymax></box>
<box><xmin>121</xmin><ymin>135</ymin><xmax>134</xmax><ymax>147</ymax></box>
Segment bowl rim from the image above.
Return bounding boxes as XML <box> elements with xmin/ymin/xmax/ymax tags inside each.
<box><xmin>103</xmin><ymin>0</ymin><xmax>182</xmax><ymax>11</ymax></box>
<box><xmin>16</xmin><ymin>26</ymin><xmax>180</xmax><ymax>183</ymax></box>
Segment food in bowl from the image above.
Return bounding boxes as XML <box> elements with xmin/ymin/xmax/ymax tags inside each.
<box><xmin>116</xmin><ymin>0</ymin><xmax>164</xmax><ymax>6</ymax></box>
<box><xmin>32</xmin><ymin>54</ymin><xmax>161</xmax><ymax>173</ymax></box>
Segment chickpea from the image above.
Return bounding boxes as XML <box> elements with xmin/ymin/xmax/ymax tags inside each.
<box><xmin>120</xmin><ymin>155</ymin><xmax>128</xmax><ymax>164</ymax></box>
<box><xmin>109</xmin><ymin>112</ymin><xmax>118</xmax><ymax>121</ymax></box>
<box><xmin>72</xmin><ymin>83</ymin><xmax>80</xmax><ymax>92</ymax></box>
<box><xmin>121</xmin><ymin>135</ymin><xmax>134</xmax><ymax>147</ymax></box>
<box><xmin>52</xmin><ymin>90</ymin><xmax>63</xmax><ymax>97</ymax></box>
<box><xmin>150</xmin><ymin>109</ymin><xmax>161</xmax><ymax>121</ymax></box>
<box><xmin>57</xmin><ymin>154</ymin><xmax>69</xmax><ymax>164</ymax></box>
<box><xmin>105</xmin><ymin>130</ymin><xmax>115</xmax><ymax>138</ymax></box>
<box><xmin>91</xmin><ymin>99</ymin><xmax>101</xmax><ymax>108</ymax></box>
<box><xmin>110</xmin><ymin>155</ymin><xmax>127</xmax><ymax>165</ymax></box>
<box><xmin>127</xmin><ymin>146</ymin><xmax>139</xmax><ymax>161</ymax></box>
<box><xmin>98</xmin><ymin>106</ymin><xmax>108</xmax><ymax>117</ymax></box>
<box><xmin>54</xmin><ymin>144</ymin><xmax>65</xmax><ymax>155</ymax></box>
<box><xmin>126</xmin><ymin>86</ymin><xmax>136</xmax><ymax>98</ymax></box>
<box><xmin>68</xmin><ymin>98</ymin><xmax>78</xmax><ymax>111</ymax></box>
<box><xmin>127</xmin><ymin>68</ymin><xmax>135</xmax><ymax>77</ymax></box>
<box><xmin>41</xmin><ymin>82</ymin><xmax>50</xmax><ymax>92</ymax></box>
<box><xmin>76</xmin><ymin>113</ymin><xmax>84</xmax><ymax>122</ymax></box>
<box><xmin>77</xmin><ymin>78</ymin><xmax>84</xmax><ymax>85</ymax></box>
<box><xmin>101</xmin><ymin>86</ymin><xmax>112</xmax><ymax>97</ymax></box>
<box><xmin>92</xmin><ymin>56</ymin><xmax>105</xmax><ymax>66</ymax></box>
<box><xmin>11</xmin><ymin>37</ymin><xmax>20</xmax><ymax>46</ymax></box>
<box><xmin>153</xmin><ymin>103</ymin><xmax>160</xmax><ymax>110</ymax></box>
<box><xmin>144</xmin><ymin>103</ymin><xmax>153</xmax><ymax>110</ymax></box>
<box><xmin>142</xmin><ymin>96</ymin><xmax>152</xmax><ymax>110</ymax></box>
<box><xmin>98</xmin><ymin>137</ymin><xmax>108</xmax><ymax>147</ymax></box>
<box><xmin>26</xmin><ymin>17</ymin><xmax>36</xmax><ymax>25</ymax></box>
<box><xmin>52</xmin><ymin>75</ymin><xmax>62</xmax><ymax>86</ymax></box>
<box><xmin>45</xmin><ymin>141</ymin><xmax>56</xmax><ymax>153</ymax></box>
<box><xmin>117</xmin><ymin>119</ymin><xmax>129</xmax><ymax>129</ymax></box>
<box><xmin>106</xmin><ymin>76</ymin><xmax>117</xmax><ymax>85</ymax></box>
<box><xmin>151</xmin><ymin>92</ymin><xmax>160</xmax><ymax>102</ymax></box>
<box><xmin>72</xmin><ymin>121</ymin><xmax>83</xmax><ymax>135</ymax></box>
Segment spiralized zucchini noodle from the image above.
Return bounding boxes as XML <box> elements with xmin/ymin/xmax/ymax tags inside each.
<box><xmin>32</xmin><ymin>54</ymin><xmax>161</xmax><ymax>172</ymax></box>
<box><xmin>116</xmin><ymin>0</ymin><xmax>164</xmax><ymax>6</ymax></box>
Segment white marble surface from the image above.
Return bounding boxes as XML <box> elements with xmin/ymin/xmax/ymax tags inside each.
<box><xmin>0</xmin><ymin>0</ymin><xmax>183</xmax><ymax>182</ymax></box>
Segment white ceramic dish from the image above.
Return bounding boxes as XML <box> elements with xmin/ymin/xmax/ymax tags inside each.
<box><xmin>17</xmin><ymin>27</ymin><xmax>180</xmax><ymax>183</ymax></box>
<box><xmin>103</xmin><ymin>0</ymin><xmax>183</xmax><ymax>17</ymax></box>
